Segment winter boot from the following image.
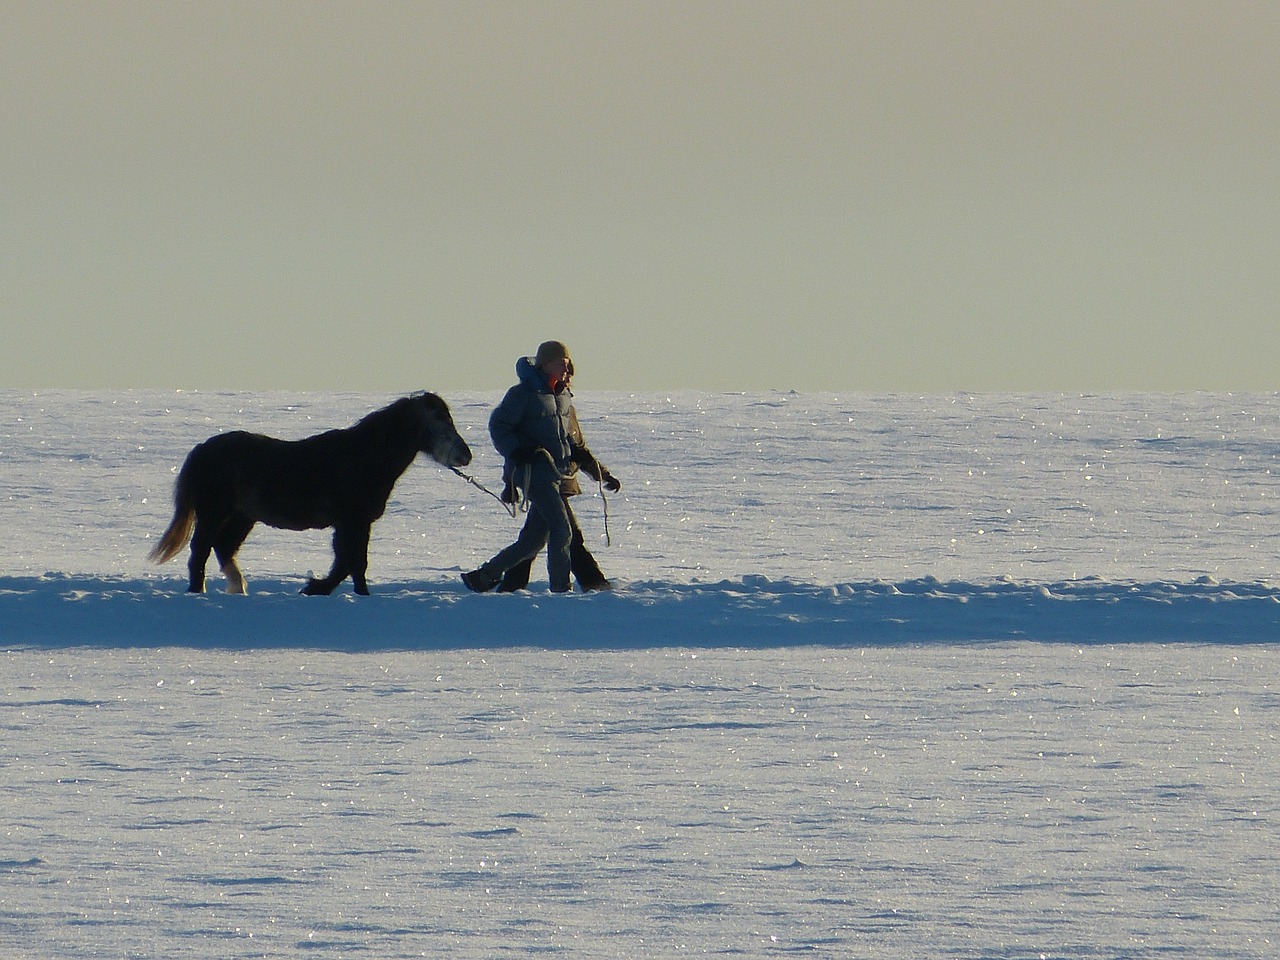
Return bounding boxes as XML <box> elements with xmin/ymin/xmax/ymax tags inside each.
<box><xmin>461</xmin><ymin>568</ymin><xmax>498</xmax><ymax>593</ymax></box>
<box><xmin>497</xmin><ymin>557</ymin><xmax>535</xmax><ymax>593</ymax></box>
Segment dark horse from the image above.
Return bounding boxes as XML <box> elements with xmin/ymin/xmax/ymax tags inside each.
<box><xmin>149</xmin><ymin>392</ymin><xmax>472</xmax><ymax>595</ymax></box>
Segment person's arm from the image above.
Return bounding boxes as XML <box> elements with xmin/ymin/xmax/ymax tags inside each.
<box><xmin>568</xmin><ymin>407</ymin><xmax>621</xmax><ymax>490</ymax></box>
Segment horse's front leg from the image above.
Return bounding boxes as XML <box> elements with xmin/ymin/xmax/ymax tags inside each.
<box><xmin>300</xmin><ymin>523</ymin><xmax>361</xmax><ymax>595</ymax></box>
<box><xmin>340</xmin><ymin>523</ymin><xmax>373</xmax><ymax>596</ymax></box>
<box><xmin>301</xmin><ymin>554</ymin><xmax>347</xmax><ymax>596</ymax></box>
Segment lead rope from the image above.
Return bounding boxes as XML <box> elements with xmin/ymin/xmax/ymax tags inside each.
<box><xmin>596</xmin><ymin>474</ymin><xmax>613</xmax><ymax>547</ymax></box>
<box><xmin>453</xmin><ymin>456</ymin><xmax>612</xmax><ymax>548</ymax></box>
<box><xmin>449</xmin><ymin>451</ymin><xmax>562</xmax><ymax>519</ymax></box>
<box><xmin>449</xmin><ymin>466</ymin><xmax>519</xmax><ymax>518</ymax></box>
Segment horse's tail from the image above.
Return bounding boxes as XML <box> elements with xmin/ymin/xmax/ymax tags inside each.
<box><xmin>148</xmin><ymin>456</ymin><xmax>197</xmax><ymax>564</ymax></box>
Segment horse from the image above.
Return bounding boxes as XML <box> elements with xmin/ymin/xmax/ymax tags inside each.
<box><xmin>149</xmin><ymin>392</ymin><xmax>472</xmax><ymax>596</ymax></box>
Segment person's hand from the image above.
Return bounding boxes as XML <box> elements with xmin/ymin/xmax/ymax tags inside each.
<box><xmin>602</xmin><ymin>471</ymin><xmax>622</xmax><ymax>493</ymax></box>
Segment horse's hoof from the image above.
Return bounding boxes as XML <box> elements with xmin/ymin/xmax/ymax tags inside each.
<box><xmin>301</xmin><ymin>581</ymin><xmax>331</xmax><ymax>596</ymax></box>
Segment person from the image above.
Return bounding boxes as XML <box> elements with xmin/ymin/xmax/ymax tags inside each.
<box><xmin>462</xmin><ymin>341</ymin><xmax>618</xmax><ymax>594</ymax></box>
<box><xmin>495</xmin><ymin>383</ymin><xmax>621</xmax><ymax>593</ymax></box>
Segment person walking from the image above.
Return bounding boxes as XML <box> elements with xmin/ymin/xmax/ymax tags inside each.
<box><xmin>463</xmin><ymin>340</ymin><xmax>610</xmax><ymax>594</ymax></box>
<box><xmin>495</xmin><ymin>392</ymin><xmax>620</xmax><ymax>593</ymax></box>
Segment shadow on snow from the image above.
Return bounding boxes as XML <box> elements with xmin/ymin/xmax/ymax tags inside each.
<box><xmin>3</xmin><ymin>574</ymin><xmax>1279</xmax><ymax>650</ymax></box>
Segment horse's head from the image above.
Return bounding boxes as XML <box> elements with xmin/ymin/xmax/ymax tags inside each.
<box><xmin>411</xmin><ymin>392</ymin><xmax>472</xmax><ymax>468</ymax></box>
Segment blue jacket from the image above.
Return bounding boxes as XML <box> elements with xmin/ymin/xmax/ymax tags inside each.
<box><xmin>489</xmin><ymin>357</ymin><xmax>575</xmax><ymax>474</ymax></box>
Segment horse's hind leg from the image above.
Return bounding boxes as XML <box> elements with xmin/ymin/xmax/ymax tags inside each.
<box><xmin>214</xmin><ymin>515</ymin><xmax>255</xmax><ymax>595</ymax></box>
<box><xmin>186</xmin><ymin>516</ymin><xmax>217</xmax><ymax>593</ymax></box>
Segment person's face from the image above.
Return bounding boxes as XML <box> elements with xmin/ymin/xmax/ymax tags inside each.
<box><xmin>541</xmin><ymin>357</ymin><xmax>570</xmax><ymax>380</ymax></box>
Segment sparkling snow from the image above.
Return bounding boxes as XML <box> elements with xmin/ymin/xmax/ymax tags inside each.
<box><xmin>2</xmin><ymin>390</ymin><xmax>1277</xmax><ymax>958</ymax></box>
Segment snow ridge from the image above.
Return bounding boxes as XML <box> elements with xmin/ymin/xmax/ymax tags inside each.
<box><xmin>5</xmin><ymin>573</ymin><xmax>1278</xmax><ymax>649</ymax></box>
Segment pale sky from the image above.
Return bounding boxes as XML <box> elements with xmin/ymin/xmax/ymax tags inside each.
<box><xmin>4</xmin><ymin>1</ymin><xmax>1278</xmax><ymax>393</ymax></box>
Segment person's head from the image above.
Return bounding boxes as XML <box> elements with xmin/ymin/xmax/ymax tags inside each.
<box><xmin>534</xmin><ymin>340</ymin><xmax>572</xmax><ymax>380</ymax></box>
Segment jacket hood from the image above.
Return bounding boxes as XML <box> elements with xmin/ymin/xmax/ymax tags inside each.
<box><xmin>515</xmin><ymin>355</ymin><xmax>571</xmax><ymax>395</ymax></box>
<box><xmin>515</xmin><ymin>356</ymin><xmax>547</xmax><ymax>391</ymax></box>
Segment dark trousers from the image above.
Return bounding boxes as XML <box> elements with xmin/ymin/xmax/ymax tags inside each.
<box><xmin>498</xmin><ymin>499</ymin><xmax>608</xmax><ymax>592</ymax></box>
<box><xmin>475</xmin><ymin>460</ymin><xmax>573</xmax><ymax>591</ymax></box>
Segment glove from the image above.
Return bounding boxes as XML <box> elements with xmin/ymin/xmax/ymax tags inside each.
<box><xmin>602</xmin><ymin>471</ymin><xmax>622</xmax><ymax>493</ymax></box>
<box><xmin>509</xmin><ymin>447</ymin><xmax>539</xmax><ymax>466</ymax></box>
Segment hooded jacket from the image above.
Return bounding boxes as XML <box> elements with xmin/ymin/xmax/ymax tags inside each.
<box><xmin>489</xmin><ymin>356</ymin><xmax>575</xmax><ymax>475</ymax></box>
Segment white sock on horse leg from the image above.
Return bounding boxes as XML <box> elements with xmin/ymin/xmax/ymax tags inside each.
<box><xmin>222</xmin><ymin>562</ymin><xmax>247</xmax><ymax>595</ymax></box>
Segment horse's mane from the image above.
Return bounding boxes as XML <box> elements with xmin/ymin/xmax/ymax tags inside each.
<box><xmin>339</xmin><ymin>394</ymin><xmax>452</xmax><ymax>461</ymax></box>
<box><xmin>350</xmin><ymin>392</ymin><xmax>445</xmax><ymax>432</ymax></box>
<box><xmin>351</xmin><ymin>395</ymin><xmax>415</xmax><ymax>432</ymax></box>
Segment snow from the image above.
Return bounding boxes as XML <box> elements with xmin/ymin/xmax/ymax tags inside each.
<box><xmin>2</xmin><ymin>389</ymin><xmax>1278</xmax><ymax>957</ymax></box>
